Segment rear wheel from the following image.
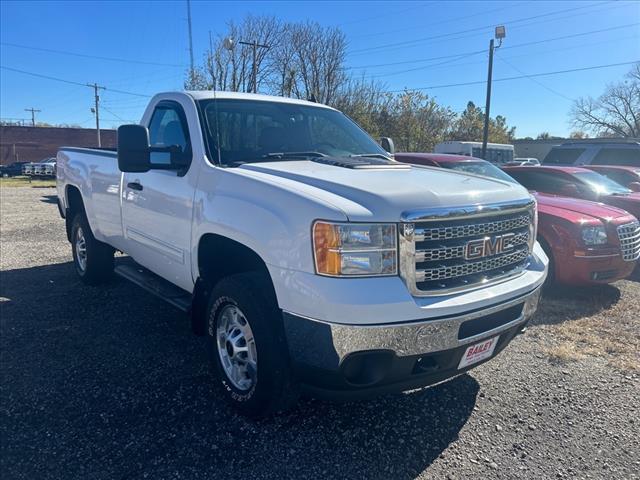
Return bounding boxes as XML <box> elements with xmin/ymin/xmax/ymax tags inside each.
<box><xmin>71</xmin><ymin>213</ymin><xmax>114</xmax><ymax>285</ymax></box>
<box><xmin>206</xmin><ymin>272</ymin><xmax>298</xmax><ymax>418</ymax></box>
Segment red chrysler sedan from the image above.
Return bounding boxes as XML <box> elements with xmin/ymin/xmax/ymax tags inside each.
<box><xmin>396</xmin><ymin>153</ymin><xmax>640</xmax><ymax>285</ymax></box>
<box><xmin>502</xmin><ymin>165</ymin><xmax>640</xmax><ymax>219</ymax></box>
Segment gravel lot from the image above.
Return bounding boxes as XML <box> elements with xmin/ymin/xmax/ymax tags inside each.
<box><xmin>1</xmin><ymin>186</ymin><xmax>639</xmax><ymax>480</ymax></box>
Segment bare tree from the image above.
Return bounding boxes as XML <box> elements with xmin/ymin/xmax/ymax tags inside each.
<box><xmin>571</xmin><ymin>64</ymin><xmax>640</xmax><ymax>138</ymax></box>
<box><xmin>289</xmin><ymin>22</ymin><xmax>347</xmax><ymax>104</ymax></box>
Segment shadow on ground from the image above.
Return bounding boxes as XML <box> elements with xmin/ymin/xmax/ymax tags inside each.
<box><xmin>39</xmin><ymin>194</ymin><xmax>58</xmax><ymax>204</ymax></box>
<box><xmin>0</xmin><ymin>262</ymin><xmax>478</xmax><ymax>479</ymax></box>
<box><xmin>531</xmin><ymin>282</ymin><xmax>621</xmax><ymax>326</ymax></box>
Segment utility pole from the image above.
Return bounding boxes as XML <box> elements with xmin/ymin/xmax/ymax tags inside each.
<box><xmin>24</xmin><ymin>107</ymin><xmax>41</xmax><ymax>127</ymax></box>
<box><xmin>88</xmin><ymin>83</ymin><xmax>106</xmax><ymax>147</ymax></box>
<box><xmin>237</xmin><ymin>40</ymin><xmax>270</xmax><ymax>93</ymax></box>
<box><xmin>481</xmin><ymin>26</ymin><xmax>506</xmax><ymax>161</ymax></box>
<box><xmin>186</xmin><ymin>0</ymin><xmax>195</xmax><ymax>79</ymax></box>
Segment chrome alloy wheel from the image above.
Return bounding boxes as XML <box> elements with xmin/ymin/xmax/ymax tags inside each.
<box><xmin>75</xmin><ymin>226</ymin><xmax>87</xmax><ymax>272</ymax></box>
<box><xmin>216</xmin><ymin>304</ymin><xmax>257</xmax><ymax>391</ymax></box>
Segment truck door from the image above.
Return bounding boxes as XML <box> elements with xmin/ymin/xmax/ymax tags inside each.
<box><xmin>121</xmin><ymin>100</ymin><xmax>196</xmax><ymax>292</ymax></box>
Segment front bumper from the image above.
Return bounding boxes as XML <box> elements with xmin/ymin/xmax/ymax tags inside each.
<box><xmin>283</xmin><ymin>286</ymin><xmax>541</xmax><ymax>399</ymax></box>
<box><xmin>557</xmin><ymin>252</ymin><xmax>636</xmax><ymax>285</ymax></box>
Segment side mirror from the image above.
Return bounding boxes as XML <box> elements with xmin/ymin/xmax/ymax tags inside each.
<box><xmin>628</xmin><ymin>181</ymin><xmax>640</xmax><ymax>192</ymax></box>
<box><xmin>118</xmin><ymin>125</ymin><xmax>151</xmax><ymax>173</ymax></box>
<box><xmin>118</xmin><ymin>124</ymin><xmax>188</xmax><ymax>173</ymax></box>
<box><xmin>380</xmin><ymin>137</ymin><xmax>395</xmax><ymax>155</ymax></box>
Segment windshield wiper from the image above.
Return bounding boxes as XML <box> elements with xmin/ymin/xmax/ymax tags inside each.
<box><xmin>262</xmin><ymin>151</ymin><xmax>327</xmax><ymax>160</ymax></box>
<box><xmin>350</xmin><ymin>153</ymin><xmax>393</xmax><ymax>160</ymax></box>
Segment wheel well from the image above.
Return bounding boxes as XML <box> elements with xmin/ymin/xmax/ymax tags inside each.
<box><xmin>191</xmin><ymin>234</ymin><xmax>277</xmax><ymax>336</ymax></box>
<box><xmin>65</xmin><ymin>185</ymin><xmax>84</xmax><ymax>242</ymax></box>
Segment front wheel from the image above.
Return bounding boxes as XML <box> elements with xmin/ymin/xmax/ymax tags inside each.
<box><xmin>206</xmin><ymin>272</ymin><xmax>298</xmax><ymax>417</ymax></box>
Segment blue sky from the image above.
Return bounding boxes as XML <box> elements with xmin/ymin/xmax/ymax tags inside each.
<box><xmin>1</xmin><ymin>0</ymin><xmax>638</xmax><ymax>138</ymax></box>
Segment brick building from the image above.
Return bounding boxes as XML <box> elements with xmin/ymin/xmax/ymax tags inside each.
<box><xmin>0</xmin><ymin>126</ymin><xmax>116</xmax><ymax>165</ymax></box>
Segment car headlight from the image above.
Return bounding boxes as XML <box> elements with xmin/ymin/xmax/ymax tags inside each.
<box><xmin>581</xmin><ymin>225</ymin><xmax>608</xmax><ymax>245</ymax></box>
<box><xmin>313</xmin><ymin>221</ymin><xmax>397</xmax><ymax>276</ymax></box>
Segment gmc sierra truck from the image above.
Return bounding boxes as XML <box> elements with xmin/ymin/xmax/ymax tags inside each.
<box><xmin>57</xmin><ymin>91</ymin><xmax>547</xmax><ymax>417</ymax></box>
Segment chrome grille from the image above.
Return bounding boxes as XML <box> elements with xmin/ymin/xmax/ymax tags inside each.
<box><xmin>416</xmin><ymin>231</ymin><xmax>529</xmax><ymax>262</ymax></box>
<box><xmin>416</xmin><ymin>248</ymin><xmax>529</xmax><ymax>281</ymax></box>
<box><xmin>415</xmin><ymin>214</ymin><xmax>530</xmax><ymax>241</ymax></box>
<box><xmin>617</xmin><ymin>221</ymin><xmax>640</xmax><ymax>262</ymax></box>
<box><xmin>400</xmin><ymin>200</ymin><xmax>535</xmax><ymax>296</ymax></box>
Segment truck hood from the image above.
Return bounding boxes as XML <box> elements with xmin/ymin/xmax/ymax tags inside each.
<box><xmin>238</xmin><ymin>160</ymin><xmax>530</xmax><ymax>222</ymax></box>
<box><xmin>534</xmin><ymin>192</ymin><xmax>633</xmax><ymax>223</ymax></box>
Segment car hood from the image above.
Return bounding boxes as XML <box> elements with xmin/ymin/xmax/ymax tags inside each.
<box><xmin>534</xmin><ymin>192</ymin><xmax>633</xmax><ymax>223</ymax></box>
<box><xmin>601</xmin><ymin>193</ymin><xmax>640</xmax><ymax>219</ymax></box>
<box><xmin>237</xmin><ymin>160</ymin><xmax>531</xmax><ymax>222</ymax></box>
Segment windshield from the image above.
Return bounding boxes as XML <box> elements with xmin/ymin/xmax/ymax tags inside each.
<box><xmin>573</xmin><ymin>170</ymin><xmax>632</xmax><ymax>195</ymax></box>
<box><xmin>200</xmin><ymin>99</ymin><xmax>388</xmax><ymax>165</ymax></box>
<box><xmin>442</xmin><ymin>161</ymin><xmax>519</xmax><ymax>184</ymax></box>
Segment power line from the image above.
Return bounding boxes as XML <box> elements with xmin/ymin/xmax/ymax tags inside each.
<box><xmin>0</xmin><ymin>66</ymin><xmax>152</xmax><ymax>97</ymax></box>
<box><xmin>349</xmin><ymin>2</ymin><xmax>528</xmax><ymax>39</ymax></box>
<box><xmin>100</xmin><ymin>105</ymin><xmax>136</xmax><ymax>123</ymax></box>
<box><xmin>347</xmin><ymin>23</ymin><xmax>640</xmax><ymax>71</ymax></box>
<box><xmin>368</xmin><ymin>50</ymin><xmax>486</xmax><ymax>79</ymax></box>
<box><xmin>384</xmin><ymin>60</ymin><xmax>639</xmax><ymax>93</ymax></box>
<box><xmin>495</xmin><ymin>54</ymin><xmax>575</xmax><ymax>102</ymax></box>
<box><xmin>348</xmin><ymin>1</ymin><xmax>613</xmax><ymax>55</ymax></box>
<box><xmin>0</xmin><ymin>42</ymin><xmax>186</xmax><ymax>67</ymax></box>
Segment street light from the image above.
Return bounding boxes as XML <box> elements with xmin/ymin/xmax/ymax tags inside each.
<box><xmin>481</xmin><ymin>25</ymin><xmax>506</xmax><ymax>160</ymax></box>
<box><xmin>223</xmin><ymin>36</ymin><xmax>269</xmax><ymax>94</ymax></box>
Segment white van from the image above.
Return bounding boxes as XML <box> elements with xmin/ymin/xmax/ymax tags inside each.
<box><xmin>434</xmin><ymin>141</ymin><xmax>514</xmax><ymax>164</ymax></box>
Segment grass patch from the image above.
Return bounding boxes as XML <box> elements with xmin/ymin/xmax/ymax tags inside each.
<box><xmin>0</xmin><ymin>176</ymin><xmax>56</xmax><ymax>188</ymax></box>
<box><xmin>539</xmin><ymin>282</ymin><xmax>640</xmax><ymax>371</ymax></box>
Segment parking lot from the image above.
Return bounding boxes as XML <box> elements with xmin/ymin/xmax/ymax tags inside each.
<box><xmin>1</xmin><ymin>186</ymin><xmax>638</xmax><ymax>479</ymax></box>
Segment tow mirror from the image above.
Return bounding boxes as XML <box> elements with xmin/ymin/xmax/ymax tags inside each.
<box><xmin>628</xmin><ymin>181</ymin><xmax>640</xmax><ymax>192</ymax></box>
<box><xmin>118</xmin><ymin>124</ymin><xmax>188</xmax><ymax>173</ymax></box>
<box><xmin>118</xmin><ymin>125</ymin><xmax>151</xmax><ymax>173</ymax></box>
<box><xmin>380</xmin><ymin>137</ymin><xmax>395</xmax><ymax>155</ymax></box>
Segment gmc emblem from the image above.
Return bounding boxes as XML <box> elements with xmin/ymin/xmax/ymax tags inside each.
<box><xmin>465</xmin><ymin>233</ymin><xmax>515</xmax><ymax>260</ymax></box>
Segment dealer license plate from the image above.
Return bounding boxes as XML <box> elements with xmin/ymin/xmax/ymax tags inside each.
<box><xmin>458</xmin><ymin>336</ymin><xmax>499</xmax><ymax>369</ymax></box>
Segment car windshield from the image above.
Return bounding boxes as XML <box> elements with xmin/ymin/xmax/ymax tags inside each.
<box><xmin>442</xmin><ymin>161</ymin><xmax>519</xmax><ymax>184</ymax></box>
<box><xmin>200</xmin><ymin>99</ymin><xmax>388</xmax><ymax>165</ymax></box>
<box><xmin>573</xmin><ymin>170</ymin><xmax>632</xmax><ymax>195</ymax></box>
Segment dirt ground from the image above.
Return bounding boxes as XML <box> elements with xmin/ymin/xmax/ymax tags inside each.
<box><xmin>1</xmin><ymin>186</ymin><xmax>638</xmax><ymax>479</ymax></box>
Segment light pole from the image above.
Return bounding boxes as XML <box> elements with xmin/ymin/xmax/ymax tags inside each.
<box><xmin>224</xmin><ymin>37</ymin><xmax>270</xmax><ymax>93</ymax></box>
<box><xmin>481</xmin><ymin>25</ymin><xmax>506</xmax><ymax>161</ymax></box>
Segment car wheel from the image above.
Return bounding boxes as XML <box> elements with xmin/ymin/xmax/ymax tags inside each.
<box><xmin>206</xmin><ymin>271</ymin><xmax>298</xmax><ymax>418</ymax></box>
<box><xmin>539</xmin><ymin>238</ymin><xmax>555</xmax><ymax>287</ymax></box>
<box><xmin>71</xmin><ymin>213</ymin><xmax>114</xmax><ymax>285</ymax></box>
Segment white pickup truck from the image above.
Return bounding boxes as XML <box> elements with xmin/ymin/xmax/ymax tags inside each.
<box><xmin>57</xmin><ymin>91</ymin><xmax>547</xmax><ymax>417</ymax></box>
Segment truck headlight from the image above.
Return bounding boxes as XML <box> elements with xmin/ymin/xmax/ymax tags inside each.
<box><xmin>313</xmin><ymin>222</ymin><xmax>397</xmax><ymax>276</ymax></box>
<box><xmin>581</xmin><ymin>225</ymin><xmax>608</xmax><ymax>245</ymax></box>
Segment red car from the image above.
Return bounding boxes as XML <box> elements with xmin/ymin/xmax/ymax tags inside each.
<box><xmin>396</xmin><ymin>153</ymin><xmax>640</xmax><ymax>285</ymax></box>
<box><xmin>503</xmin><ymin>165</ymin><xmax>640</xmax><ymax>219</ymax></box>
<box><xmin>584</xmin><ymin>165</ymin><xmax>640</xmax><ymax>192</ymax></box>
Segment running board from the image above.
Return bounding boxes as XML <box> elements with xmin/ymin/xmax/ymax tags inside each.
<box><xmin>114</xmin><ymin>260</ymin><xmax>192</xmax><ymax>312</ymax></box>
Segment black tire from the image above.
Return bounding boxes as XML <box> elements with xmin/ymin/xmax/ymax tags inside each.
<box><xmin>70</xmin><ymin>213</ymin><xmax>114</xmax><ymax>285</ymax></box>
<box><xmin>539</xmin><ymin>237</ymin><xmax>555</xmax><ymax>288</ymax></box>
<box><xmin>206</xmin><ymin>271</ymin><xmax>298</xmax><ymax>418</ymax></box>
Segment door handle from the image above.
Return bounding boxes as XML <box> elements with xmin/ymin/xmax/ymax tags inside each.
<box><xmin>127</xmin><ymin>182</ymin><xmax>143</xmax><ymax>191</ymax></box>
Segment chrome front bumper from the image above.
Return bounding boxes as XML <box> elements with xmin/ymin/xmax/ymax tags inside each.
<box><xmin>283</xmin><ymin>285</ymin><xmax>541</xmax><ymax>371</ymax></box>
